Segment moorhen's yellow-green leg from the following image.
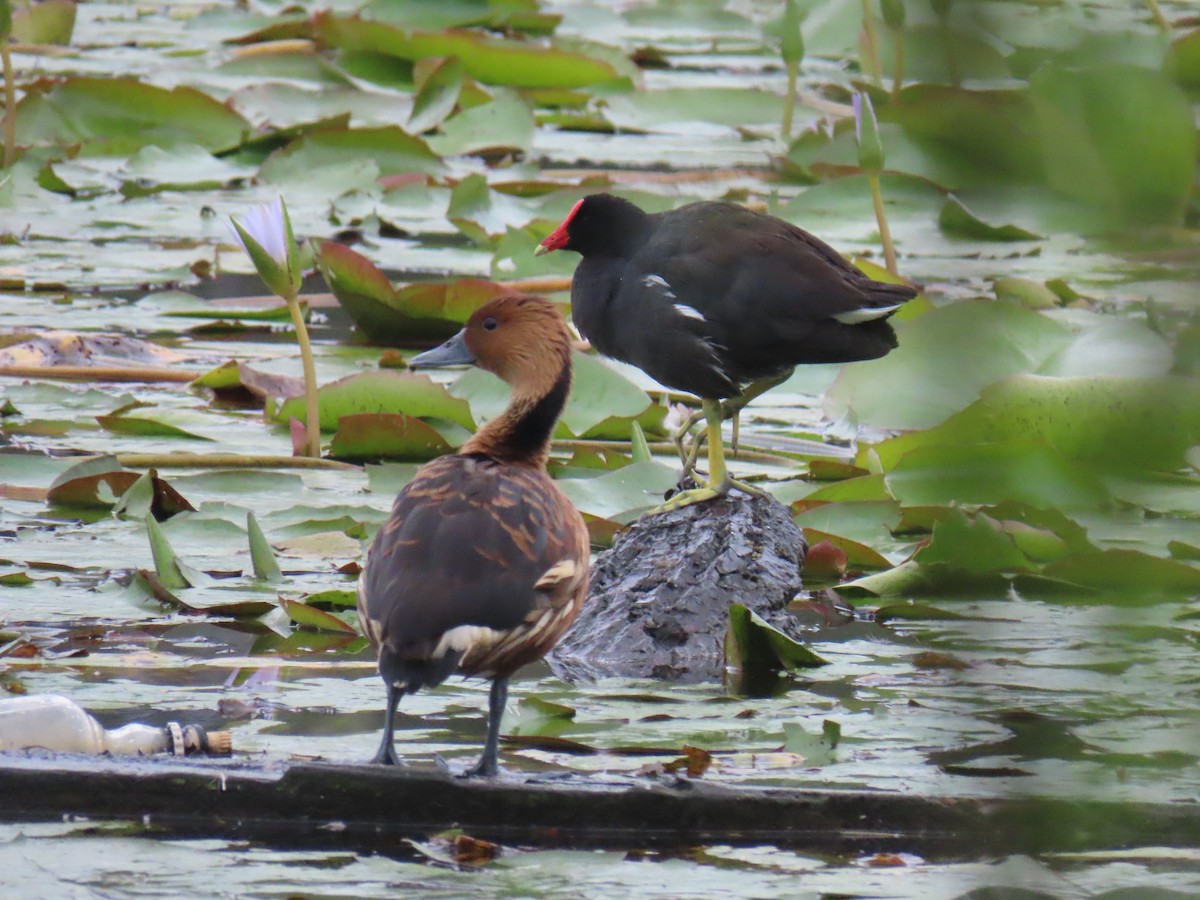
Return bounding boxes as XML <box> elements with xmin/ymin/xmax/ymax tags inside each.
<box><xmin>726</xmin><ymin>369</ymin><xmax>794</xmax><ymax>459</ymax></box>
<box><xmin>652</xmin><ymin>399</ymin><xmax>732</xmax><ymax>512</ymax></box>
<box><xmin>676</xmin><ymin>368</ymin><xmax>795</xmax><ymax>482</ymax></box>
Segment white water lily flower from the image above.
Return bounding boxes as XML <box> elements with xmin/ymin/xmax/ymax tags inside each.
<box><xmin>229</xmin><ymin>197</ymin><xmax>302</xmax><ymax>299</ymax></box>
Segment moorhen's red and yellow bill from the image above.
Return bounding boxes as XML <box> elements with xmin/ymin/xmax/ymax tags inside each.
<box><xmin>357</xmin><ymin>295</ymin><xmax>590</xmax><ymax>776</ymax></box>
<box><xmin>536</xmin><ymin>193</ymin><xmax>917</xmax><ymax>510</ymax></box>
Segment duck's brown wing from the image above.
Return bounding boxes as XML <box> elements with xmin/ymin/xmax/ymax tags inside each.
<box><xmin>358</xmin><ymin>454</ymin><xmax>588</xmax><ymax>685</ymax></box>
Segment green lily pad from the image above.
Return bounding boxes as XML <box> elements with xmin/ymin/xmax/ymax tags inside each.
<box><xmin>725</xmin><ymin>603</ymin><xmax>828</xmax><ymax>672</ymax></box>
<box><xmin>872</xmin><ymin>375</ymin><xmax>1200</xmax><ymax>474</ymax></box>
<box><xmin>313</xmin><ymin>12</ymin><xmax>622</xmax><ymax>88</ymax></box>
<box><xmin>318</xmin><ymin>242</ymin><xmax>504</xmax><ymax>343</ymax></box>
<box><xmin>96</xmin><ymin>414</ymin><xmax>214</xmax><ymax>442</ymax></box>
<box><xmin>328</xmin><ymin>412</ymin><xmax>456</xmax><ymax>461</ymax></box>
<box><xmin>1029</xmin><ymin>64</ymin><xmax>1196</xmax><ymax>227</ymax></box>
<box><xmin>279</xmin><ymin>597</ymin><xmax>359</xmax><ymax>634</ymax></box>
<box><xmin>939</xmin><ymin>195</ymin><xmax>1042</xmax><ymax>242</ymax></box>
<box><xmin>408</xmin><ymin>56</ymin><xmax>465</xmax><ymax>134</ymax></box>
<box><xmin>11</xmin><ymin>0</ymin><xmax>76</xmax><ymax>44</ymax></box>
<box><xmin>259</xmin><ymin>125</ymin><xmax>444</xmax><ymax>182</ymax></box>
<box><xmin>247</xmin><ymin>512</ymin><xmax>284</xmax><ymax>582</ymax></box>
<box><xmin>15</xmin><ymin>77</ymin><xmax>251</xmax><ymax>155</ymax></box>
<box><xmin>428</xmin><ymin>89</ymin><xmax>534</xmax><ymax>158</ymax></box>
<box><xmin>272</xmin><ymin>370</ymin><xmax>475</xmax><ymax>432</ymax></box>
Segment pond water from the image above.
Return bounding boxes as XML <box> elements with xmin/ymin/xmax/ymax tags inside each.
<box><xmin>2</xmin><ymin>0</ymin><xmax>1199</xmax><ymax>895</ymax></box>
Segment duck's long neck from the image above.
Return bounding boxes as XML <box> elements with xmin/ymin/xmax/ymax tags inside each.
<box><xmin>462</xmin><ymin>358</ymin><xmax>571</xmax><ymax>468</ymax></box>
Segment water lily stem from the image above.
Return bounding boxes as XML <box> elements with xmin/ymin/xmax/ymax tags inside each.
<box><xmin>867</xmin><ymin>173</ymin><xmax>897</xmax><ymax>276</ymax></box>
<box><xmin>2</xmin><ymin>42</ymin><xmax>15</xmax><ymax>169</ymax></box>
<box><xmin>781</xmin><ymin>59</ymin><xmax>798</xmax><ymax>140</ymax></box>
<box><xmin>285</xmin><ymin>295</ymin><xmax>322</xmax><ymax>458</ymax></box>
<box><xmin>1145</xmin><ymin>0</ymin><xmax>1169</xmax><ymax>29</ymax></box>
<box><xmin>860</xmin><ymin>0</ymin><xmax>882</xmax><ymax>83</ymax></box>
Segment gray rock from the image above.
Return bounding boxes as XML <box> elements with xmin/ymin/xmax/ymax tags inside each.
<box><xmin>551</xmin><ymin>492</ymin><xmax>807</xmax><ymax>681</ymax></box>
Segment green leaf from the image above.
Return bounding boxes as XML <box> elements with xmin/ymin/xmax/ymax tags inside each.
<box><xmin>938</xmin><ymin>195</ymin><xmax>1041</xmax><ymax>242</ymax></box>
<box><xmin>884</xmin><ymin>442</ymin><xmax>1111</xmax><ymax>510</ymax></box>
<box><xmin>1165</xmin><ymin>28</ymin><xmax>1200</xmax><ymax>89</ymax></box>
<box><xmin>319</xmin><ymin>242</ymin><xmax>503</xmax><ymax>343</ymax></box>
<box><xmin>872</xmin><ymin>375</ymin><xmax>1200</xmax><ymax>474</ymax></box>
<box><xmin>96</xmin><ymin>414</ymin><xmax>214</xmax><ymax>442</ymax></box>
<box><xmin>408</xmin><ymin>56</ymin><xmax>465</xmax><ymax>134</ymax></box>
<box><xmin>247</xmin><ymin>512</ymin><xmax>284</xmax><ymax>582</ymax></box>
<box><xmin>428</xmin><ymin>89</ymin><xmax>534</xmax><ymax>158</ymax></box>
<box><xmin>555</xmin><ymin>461</ymin><xmax>679</xmax><ymax>520</ymax></box>
<box><xmin>279</xmin><ymin>597</ymin><xmax>359</xmax><ymax>634</ymax></box>
<box><xmin>602</xmin><ymin>88</ymin><xmax>784</xmax><ymax>133</ymax></box>
<box><xmin>15</xmin><ymin>77</ymin><xmax>251</xmax><ymax>154</ymax></box>
<box><xmin>111</xmin><ymin>470</ymin><xmax>154</xmax><ymax>520</ymax></box>
<box><xmin>629</xmin><ymin>421</ymin><xmax>651</xmax><ymax>464</ymax></box>
<box><xmin>259</xmin><ymin>126</ymin><xmax>444</xmax><ymax>183</ymax></box>
<box><xmin>1038</xmin><ymin>551</ymin><xmax>1200</xmax><ymax>595</ymax></box>
<box><xmin>10</xmin><ymin>0</ymin><xmax>75</xmax><ymax>44</ymax></box>
<box><xmin>992</xmin><ymin>277</ymin><xmax>1060</xmax><ymax>310</ymax></box>
<box><xmin>854</xmin><ymin>93</ymin><xmax>884</xmax><ymax>174</ymax></box>
<box><xmin>328</xmin><ymin>412</ymin><xmax>456</xmax><ymax>461</ymax></box>
<box><xmin>1029</xmin><ymin>65</ymin><xmax>1196</xmax><ymax>226</ymax></box>
<box><xmin>272</xmin><ymin>370</ymin><xmax>475</xmax><ymax>432</ymax></box>
<box><xmin>726</xmin><ymin>604</ymin><xmax>829</xmax><ymax>672</ymax></box>
<box><xmin>146</xmin><ymin>516</ymin><xmax>187</xmax><ymax>590</ymax></box>
<box><xmin>314</xmin><ymin>13</ymin><xmax>621</xmax><ymax>88</ymax></box>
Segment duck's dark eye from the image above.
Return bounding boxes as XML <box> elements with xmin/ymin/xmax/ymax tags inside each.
<box><xmin>482</xmin><ymin>317</ymin><xmax>499</xmax><ymax>331</ymax></box>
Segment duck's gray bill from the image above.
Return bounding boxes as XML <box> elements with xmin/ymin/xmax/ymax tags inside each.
<box><xmin>408</xmin><ymin>330</ymin><xmax>476</xmax><ymax>369</ymax></box>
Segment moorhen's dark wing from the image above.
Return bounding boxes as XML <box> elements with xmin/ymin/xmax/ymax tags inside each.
<box><xmin>359</xmin><ymin>454</ymin><xmax>586</xmax><ymax>684</ymax></box>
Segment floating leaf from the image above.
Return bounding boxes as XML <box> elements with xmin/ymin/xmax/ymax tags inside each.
<box><xmin>10</xmin><ymin>0</ymin><xmax>75</xmax><ymax>44</ymax></box>
<box><xmin>328</xmin><ymin>412</ymin><xmax>456</xmax><ymax>461</ymax></box>
<box><xmin>96</xmin><ymin>414</ymin><xmax>213</xmax><ymax>442</ymax></box>
<box><xmin>146</xmin><ymin>517</ymin><xmax>188</xmax><ymax>590</ymax></box>
<box><xmin>260</xmin><ymin>125</ymin><xmax>443</xmax><ymax>182</ymax></box>
<box><xmin>15</xmin><ymin>76</ymin><xmax>251</xmax><ymax>154</ymax></box>
<box><xmin>319</xmin><ymin>243</ymin><xmax>506</xmax><ymax>344</ymax></box>
<box><xmin>725</xmin><ymin>604</ymin><xmax>828</xmax><ymax>672</ymax></box>
<box><xmin>272</xmin><ymin>370</ymin><xmax>475</xmax><ymax>432</ymax></box>
<box><xmin>279</xmin><ymin>597</ymin><xmax>359</xmax><ymax>634</ymax></box>
<box><xmin>314</xmin><ymin>13</ymin><xmax>622</xmax><ymax>89</ymax></box>
<box><xmin>872</xmin><ymin>376</ymin><xmax>1200</xmax><ymax>474</ymax></box>
<box><xmin>939</xmin><ymin>195</ymin><xmax>1041</xmax><ymax>242</ymax></box>
<box><xmin>247</xmin><ymin>512</ymin><xmax>284</xmax><ymax>582</ymax></box>
<box><xmin>408</xmin><ymin>56</ymin><xmax>465</xmax><ymax>134</ymax></box>
<box><xmin>428</xmin><ymin>89</ymin><xmax>534</xmax><ymax>158</ymax></box>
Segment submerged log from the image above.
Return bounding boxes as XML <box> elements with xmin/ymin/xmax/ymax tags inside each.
<box><xmin>553</xmin><ymin>491</ymin><xmax>807</xmax><ymax>680</ymax></box>
<box><xmin>0</xmin><ymin>755</ymin><xmax>1196</xmax><ymax>858</ymax></box>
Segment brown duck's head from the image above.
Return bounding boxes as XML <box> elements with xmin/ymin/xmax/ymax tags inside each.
<box><xmin>411</xmin><ymin>294</ymin><xmax>572</xmax><ymax>393</ymax></box>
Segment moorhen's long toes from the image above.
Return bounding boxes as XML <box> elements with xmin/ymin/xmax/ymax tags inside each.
<box><xmin>537</xmin><ymin>193</ymin><xmax>917</xmax><ymax>505</ymax></box>
<box><xmin>357</xmin><ymin>295</ymin><xmax>590</xmax><ymax>773</ymax></box>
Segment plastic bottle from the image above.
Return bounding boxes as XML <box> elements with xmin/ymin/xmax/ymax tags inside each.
<box><xmin>0</xmin><ymin>695</ymin><xmax>232</xmax><ymax>756</ymax></box>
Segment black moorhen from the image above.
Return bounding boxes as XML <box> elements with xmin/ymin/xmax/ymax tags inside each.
<box><xmin>536</xmin><ymin>193</ymin><xmax>917</xmax><ymax>509</ymax></box>
<box><xmin>358</xmin><ymin>294</ymin><xmax>590</xmax><ymax>776</ymax></box>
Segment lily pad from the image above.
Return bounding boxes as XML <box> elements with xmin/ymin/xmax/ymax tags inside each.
<box><xmin>15</xmin><ymin>77</ymin><xmax>251</xmax><ymax>155</ymax></box>
<box><xmin>319</xmin><ymin>242</ymin><xmax>505</xmax><ymax>343</ymax></box>
<box><xmin>278</xmin><ymin>597</ymin><xmax>359</xmax><ymax>634</ymax></box>
<box><xmin>725</xmin><ymin>604</ymin><xmax>829</xmax><ymax>672</ymax></box>
<box><xmin>328</xmin><ymin>412</ymin><xmax>456</xmax><ymax>461</ymax></box>
<box><xmin>272</xmin><ymin>370</ymin><xmax>475</xmax><ymax>432</ymax></box>
<box><xmin>313</xmin><ymin>12</ymin><xmax>622</xmax><ymax>89</ymax></box>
